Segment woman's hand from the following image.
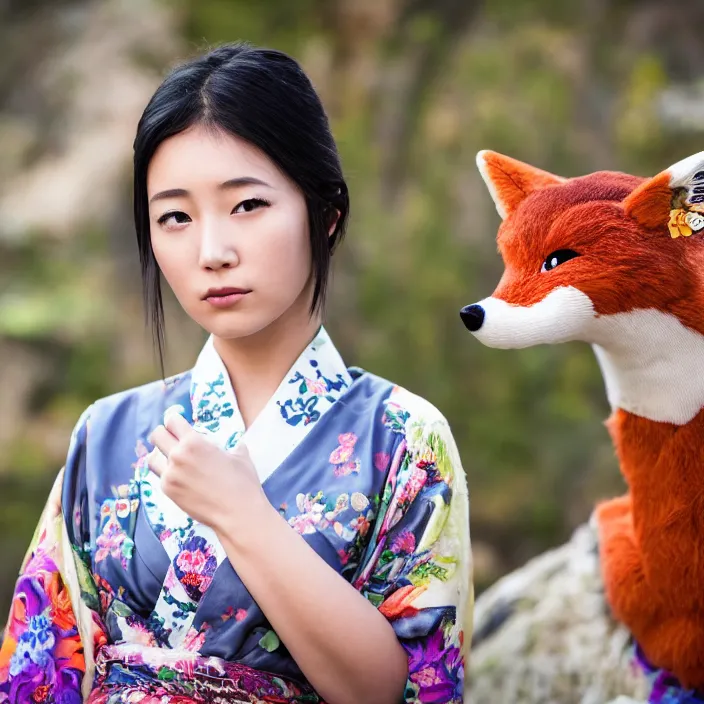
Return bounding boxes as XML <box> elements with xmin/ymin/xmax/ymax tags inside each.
<box><xmin>147</xmin><ymin>410</ymin><xmax>267</xmax><ymax>532</ymax></box>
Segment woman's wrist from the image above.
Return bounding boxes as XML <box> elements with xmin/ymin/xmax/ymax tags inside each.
<box><xmin>213</xmin><ymin>488</ymin><xmax>278</xmax><ymax>547</ymax></box>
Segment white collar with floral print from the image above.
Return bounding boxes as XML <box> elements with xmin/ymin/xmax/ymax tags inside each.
<box><xmin>188</xmin><ymin>325</ymin><xmax>353</xmax><ymax>483</ymax></box>
<box><xmin>141</xmin><ymin>326</ymin><xmax>353</xmax><ymax>648</ymax></box>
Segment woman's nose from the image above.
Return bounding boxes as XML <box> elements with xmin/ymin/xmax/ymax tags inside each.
<box><xmin>198</xmin><ymin>226</ymin><xmax>239</xmax><ymax>270</ymax></box>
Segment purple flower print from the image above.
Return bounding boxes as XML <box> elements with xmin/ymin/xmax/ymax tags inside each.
<box><xmin>391</xmin><ymin>530</ymin><xmax>417</xmax><ymax>555</ymax></box>
<box><xmin>405</xmin><ymin>627</ymin><xmax>463</xmax><ymax>703</ymax></box>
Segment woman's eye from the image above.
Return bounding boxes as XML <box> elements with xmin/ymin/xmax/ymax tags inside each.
<box><xmin>232</xmin><ymin>198</ymin><xmax>271</xmax><ymax>214</ymax></box>
<box><xmin>541</xmin><ymin>249</ymin><xmax>580</xmax><ymax>272</ymax></box>
<box><xmin>157</xmin><ymin>211</ymin><xmax>191</xmax><ymax>228</ymax></box>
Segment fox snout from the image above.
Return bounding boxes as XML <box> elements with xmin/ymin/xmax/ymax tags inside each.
<box><xmin>460</xmin><ymin>304</ymin><xmax>485</xmax><ymax>332</ymax></box>
<box><xmin>459</xmin><ymin>287</ymin><xmax>598</xmax><ymax>349</ymax></box>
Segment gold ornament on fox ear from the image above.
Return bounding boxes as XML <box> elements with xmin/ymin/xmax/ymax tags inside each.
<box><xmin>668</xmin><ymin>208</ymin><xmax>704</xmax><ymax>238</ymax></box>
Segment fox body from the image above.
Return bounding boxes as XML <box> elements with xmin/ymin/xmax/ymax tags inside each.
<box><xmin>462</xmin><ymin>150</ymin><xmax>704</xmax><ymax>689</ymax></box>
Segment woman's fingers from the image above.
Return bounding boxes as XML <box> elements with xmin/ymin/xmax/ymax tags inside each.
<box><xmin>164</xmin><ymin>408</ymin><xmax>192</xmax><ymax>440</ymax></box>
<box><xmin>146</xmin><ymin>447</ymin><xmax>168</xmax><ymax>477</ymax></box>
<box><xmin>149</xmin><ymin>424</ymin><xmax>178</xmax><ymax>457</ymax></box>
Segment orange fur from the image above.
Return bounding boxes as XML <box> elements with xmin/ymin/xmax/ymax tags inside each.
<box><xmin>623</xmin><ymin>171</ymin><xmax>674</xmax><ymax>230</ymax></box>
<box><xmin>475</xmin><ymin>152</ymin><xmax>704</xmax><ymax>689</ymax></box>
<box><xmin>596</xmin><ymin>409</ymin><xmax>704</xmax><ymax>686</ymax></box>
<box><xmin>479</xmin><ymin>150</ymin><xmax>565</xmax><ymax>217</ymax></box>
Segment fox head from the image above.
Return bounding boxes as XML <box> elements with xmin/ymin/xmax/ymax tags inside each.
<box><xmin>461</xmin><ymin>150</ymin><xmax>704</xmax><ymax>424</ymax></box>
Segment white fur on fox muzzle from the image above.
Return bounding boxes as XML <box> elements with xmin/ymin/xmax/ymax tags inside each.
<box><xmin>464</xmin><ymin>286</ymin><xmax>597</xmax><ymax>349</ymax></box>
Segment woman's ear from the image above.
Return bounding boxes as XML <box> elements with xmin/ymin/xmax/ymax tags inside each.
<box><xmin>327</xmin><ymin>208</ymin><xmax>341</xmax><ymax>237</ymax></box>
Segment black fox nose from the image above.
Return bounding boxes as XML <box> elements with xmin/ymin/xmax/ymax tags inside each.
<box><xmin>460</xmin><ymin>304</ymin><xmax>485</xmax><ymax>332</ymax></box>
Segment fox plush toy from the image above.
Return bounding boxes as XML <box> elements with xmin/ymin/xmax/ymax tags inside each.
<box><xmin>461</xmin><ymin>150</ymin><xmax>704</xmax><ymax>694</ymax></box>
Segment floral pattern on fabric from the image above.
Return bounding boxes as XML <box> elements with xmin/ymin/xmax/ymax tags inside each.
<box><xmin>0</xmin><ymin>328</ymin><xmax>472</xmax><ymax>703</ymax></box>
<box><xmin>278</xmin><ymin>357</ymin><xmax>350</xmax><ymax>427</ymax></box>
<box><xmin>173</xmin><ymin>533</ymin><xmax>218</xmax><ymax>601</ymax></box>
<box><xmin>287</xmin><ymin>490</ymin><xmax>376</xmax><ymax>550</ymax></box>
<box><xmin>87</xmin><ymin>644</ymin><xmax>319</xmax><ymax>704</ymax></box>
<box><xmin>0</xmin><ymin>470</ymin><xmax>93</xmax><ymax>704</ymax></box>
<box><xmin>329</xmin><ymin>433</ymin><xmax>361</xmax><ymax>477</ymax></box>
<box><xmin>355</xmin><ymin>387</ymin><xmax>471</xmax><ymax>704</ymax></box>
<box><xmin>95</xmin><ymin>484</ymin><xmax>139</xmax><ymax>569</ymax></box>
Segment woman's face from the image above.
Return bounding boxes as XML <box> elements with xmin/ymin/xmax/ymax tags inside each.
<box><xmin>147</xmin><ymin>125</ymin><xmax>313</xmax><ymax>341</ymax></box>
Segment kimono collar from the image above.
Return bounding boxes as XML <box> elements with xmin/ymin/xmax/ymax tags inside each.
<box><xmin>187</xmin><ymin>326</ymin><xmax>353</xmax><ymax>484</ymax></box>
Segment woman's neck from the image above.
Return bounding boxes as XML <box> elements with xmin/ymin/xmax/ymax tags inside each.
<box><xmin>212</xmin><ymin>309</ymin><xmax>323</xmax><ymax>429</ymax></box>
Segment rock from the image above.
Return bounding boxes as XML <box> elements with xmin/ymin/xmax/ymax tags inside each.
<box><xmin>467</xmin><ymin>520</ymin><xmax>650</xmax><ymax>704</ymax></box>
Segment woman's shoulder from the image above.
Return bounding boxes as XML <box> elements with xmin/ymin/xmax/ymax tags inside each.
<box><xmin>358</xmin><ymin>370</ymin><xmax>468</xmax><ymax>497</ymax></box>
<box><xmin>354</xmin><ymin>368</ymin><xmax>454</xmax><ymax>438</ymax></box>
<box><xmin>73</xmin><ymin>370</ymin><xmax>193</xmax><ymax>440</ymax></box>
<box><xmin>353</xmin><ymin>368</ymin><xmax>447</xmax><ymax>419</ymax></box>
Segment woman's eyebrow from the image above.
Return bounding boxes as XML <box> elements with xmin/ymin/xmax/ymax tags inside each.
<box><xmin>218</xmin><ymin>176</ymin><xmax>272</xmax><ymax>190</ymax></box>
<box><xmin>149</xmin><ymin>188</ymin><xmax>188</xmax><ymax>204</ymax></box>
<box><xmin>149</xmin><ymin>177</ymin><xmax>273</xmax><ymax>205</ymax></box>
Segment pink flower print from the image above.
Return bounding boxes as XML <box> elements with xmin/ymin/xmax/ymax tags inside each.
<box><xmin>177</xmin><ymin>550</ymin><xmax>207</xmax><ymax>574</ymax></box>
<box><xmin>95</xmin><ymin>519</ymin><xmax>125</xmax><ymax>563</ymax></box>
<box><xmin>391</xmin><ymin>530</ymin><xmax>417</xmax><ymax>555</ymax></box>
<box><xmin>399</xmin><ymin>467</ymin><xmax>428</xmax><ymax>506</ymax></box>
<box><xmin>123</xmin><ymin>618</ymin><xmax>157</xmax><ymax>647</ymax></box>
<box><xmin>174</xmin><ymin>536</ymin><xmax>218</xmax><ymax>601</ymax></box>
<box><xmin>289</xmin><ymin>511</ymin><xmax>321</xmax><ymax>535</ymax></box>
<box><xmin>163</xmin><ymin>565</ymin><xmax>177</xmax><ymax>591</ymax></box>
<box><xmin>290</xmin><ymin>493</ymin><xmax>327</xmax><ymax>535</ymax></box>
<box><xmin>306</xmin><ymin>378</ymin><xmax>329</xmax><ymax>396</ymax></box>
<box><xmin>182</xmin><ymin>626</ymin><xmax>206</xmax><ymax>652</ymax></box>
<box><xmin>330</xmin><ymin>434</ymin><xmax>361</xmax><ymax>478</ymax></box>
<box><xmin>374</xmin><ymin>452</ymin><xmax>391</xmax><ymax>472</ymax></box>
<box><xmin>333</xmin><ymin>460</ymin><xmax>360</xmax><ymax>478</ymax></box>
<box><xmin>329</xmin><ymin>433</ymin><xmax>358</xmax><ymax>464</ymax></box>
<box><xmin>235</xmin><ymin>608</ymin><xmax>247</xmax><ymax>622</ymax></box>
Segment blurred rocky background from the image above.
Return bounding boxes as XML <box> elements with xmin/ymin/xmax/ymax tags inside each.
<box><xmin>1</xmin><ymin>0</ymin><xmax>703</xmax><ymax>700</ymax></box>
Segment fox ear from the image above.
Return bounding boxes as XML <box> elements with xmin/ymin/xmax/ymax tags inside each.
<box><xmin>624</xmin><ymin>151</ymin><xmax>704</xmax><ymax>237</ymax></box>
<box><xmin>476</xmin><ymin>150</ymin><xmax>565</xmax><ymax>219</ymax></box>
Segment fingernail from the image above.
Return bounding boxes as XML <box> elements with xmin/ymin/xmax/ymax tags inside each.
<box><xmin>164</xmin><ymin>404</ymin><xmax>185</xmax><ymax>423</ymax></box>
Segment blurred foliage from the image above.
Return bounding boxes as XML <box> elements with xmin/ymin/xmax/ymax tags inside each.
<box><xmin>1</xmin><ymin>0</ymin><xmax>703</xmax><ymax>616</ymax></box>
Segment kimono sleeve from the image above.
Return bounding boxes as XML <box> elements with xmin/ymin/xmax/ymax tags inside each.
<box><xmin>0</xmin><ymin>406</ymin><xmax>107</xmax><ymax>703</ymax></box>
<box><xmin>354</xmin><ymin>407</ymin><xmax>473</xmax><ymax>704</ymax></box>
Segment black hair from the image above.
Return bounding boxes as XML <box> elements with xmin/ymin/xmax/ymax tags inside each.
<box><xmin>133</xmin><ymin>42</ymin><xmax>349</xmax><ymax>371</ymax></box>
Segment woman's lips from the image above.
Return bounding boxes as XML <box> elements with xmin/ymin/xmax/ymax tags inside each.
<box><xmin>204</xmin><ymin>289</ymin><xmax>251</xmax><ymax>308</ymax></box>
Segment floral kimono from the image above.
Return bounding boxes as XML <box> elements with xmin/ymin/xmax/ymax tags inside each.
<box><xmin>0</xmin><ymin>328</ymin><xmax>472</xmax><ymax>704</ymax></box>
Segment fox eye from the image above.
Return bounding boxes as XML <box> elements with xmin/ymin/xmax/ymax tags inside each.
<box><xmin>541</xmin><ymin>249</ymin><xmax>580</xmax><ymax>272</ymax></box>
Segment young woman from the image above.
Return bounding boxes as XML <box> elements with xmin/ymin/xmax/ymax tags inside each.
<box><xmin>0</xmin><ymin>43</ymin><xmax>472</xmax><ymax>704</ymax></box>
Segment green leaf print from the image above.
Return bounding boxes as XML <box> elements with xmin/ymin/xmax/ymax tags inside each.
<box><xmin>158</xmin><ymin>666</ymin><xmax>178</xmax><ymax>682</ymax></box>
<box><xmin>409</xmin><ymin>560</ymin><xmax>449</xmax><ymax>585</ymax></box>
<box><xmin>259</xmin><ymin>629</ymin><xmax>280</xmax><ymax>652</ymax></box>
<box><xmin>71</xmin><ymin>546</ymin><xmax>100</xmax><ymax>611</ymax></box>
<box><xmin>426</xmin><ymin>430</ymin><xmax>452</xmax><ymax>480</ymax></box>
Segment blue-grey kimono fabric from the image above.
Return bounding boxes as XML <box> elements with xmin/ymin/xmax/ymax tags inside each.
<box><xmin>0</xmin><ymin>328</ymin><xmax>472</xmax><ymax>704</ymax></box>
